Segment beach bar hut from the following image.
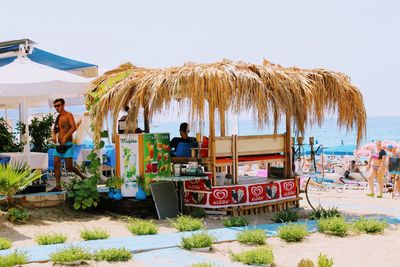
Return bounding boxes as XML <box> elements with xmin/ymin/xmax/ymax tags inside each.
<box><xmin>87</xmin><ymin>59</ymin><xmax>366</xmax><ymax>215</ymax></box>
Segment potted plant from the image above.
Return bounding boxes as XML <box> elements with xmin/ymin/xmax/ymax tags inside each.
<box><xmin>135</xmin><ymin>175</ymin><xmax>146</xmax><ymax>201</ymax></box>
<box><xmin>106</xmin><ymin>176</ymin><xmax>123</xmax><ymax>200</ymax></box>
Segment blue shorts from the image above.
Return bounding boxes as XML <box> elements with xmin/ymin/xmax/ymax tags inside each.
<box><xmin>54</xmin><ymin>142</ymin><xmax>74</xmax><ymax>159</ymax></box>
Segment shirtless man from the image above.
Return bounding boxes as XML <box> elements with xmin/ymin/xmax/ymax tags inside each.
<box><xmin>51</xmin><ymin>98</ymin><xmax>85</xmax><ymax>191</ymax></box>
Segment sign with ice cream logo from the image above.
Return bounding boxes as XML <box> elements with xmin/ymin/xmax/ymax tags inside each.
<box><xmin>280</xmin><ymin>180</ymin><xmax>296</xmax><ymax>197</ymax></box>
<box><xmin>248</xmin><ymin>184</ymin><xmax>266</xmax><ymax>202</ymax></box>
<box><xmin>265</xmin><ymin>182</ymin><xmax>280</xmax><ymax>200</ymax></box>
<box><xmin>184</xmin><ymin>191</ymin><xmax>208</xmax><ymax>205</ymax></box>
<box><xmin>208</xmin><ymin>186</ymin><xmax>247</xmax><ymax>206</ymax></box>
<box><xmin>184</xmin><ymin>178</ymin><xmax>212</xmax><ymax>192</ymax></box>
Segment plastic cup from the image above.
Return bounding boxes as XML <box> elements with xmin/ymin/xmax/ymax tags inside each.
<box><xmin>151</xmin><ymin>161</ymin><xmax>158</xmax><ymax>174</ymax></box>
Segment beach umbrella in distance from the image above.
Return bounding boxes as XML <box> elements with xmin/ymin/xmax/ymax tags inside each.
<box><xmin>323</xmin><ymin>145</ymin><xmax>357</xmax><ymax>156</ymax></box>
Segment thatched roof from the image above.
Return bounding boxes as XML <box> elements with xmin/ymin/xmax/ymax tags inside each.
<box><xmin>87</xmin><ymin>59</ymin><xmax>366</xmax><ymax>145</ymax></box>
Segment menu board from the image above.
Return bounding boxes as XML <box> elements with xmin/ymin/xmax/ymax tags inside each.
<box><xmin>118</xmin><ymin>134</ymin><xmax>140</xmax><ymax>197</ymax></box>
<box><xmin>142</xmin><ymin>133</ymin><xmax>171</xmax><ymax>194</ymax></box>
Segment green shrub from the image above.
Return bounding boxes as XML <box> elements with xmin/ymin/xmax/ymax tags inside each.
<box><xmin>231</xmin><ymin>246</ymin><xmax>274</xmax><ymax>265</ymax></box>
<box><xmin>278</xmin><ymin>223</ymin><xmax>308</xmax><ymax>242</ymax></box>
<box><xmin>6</xmin><ymin>207</ymin><xmax>30</xmax><ymax>223</ymax></box>
<box><xmin>318</xmin><ymin>217</ymin><xmax>349</xmax><ymax>237</ymax></box>
<box><xmin>0</xmin><ymin>251</ymin><xmax>28</xmax><ymax>267</ymax></box>
<box><xmin>181</xmin><ymin>232</ymin><xmax>214</xmax><ymax>250</ymax></box>
<box><xmin>93</xmin><ymin>248</ymin><xmax>132</xmax><ymax>262</ymax></box>
<box><xmin>0</xmin><ymin>237</ymin><xmax>12</xmax><ymax>250</ymax></box>
<box><xmin>170</xmin><ymin>215</ymin><xmax>204</xmax><ymax>232</ymax></box>
<box><xmin>50</xmin><ymin>246</ymin><xmax>92</xmax><ymax>264</ymax></box>
<box><xmin>191</xmin><ymin>208</ymin><xmax>207</xmax><ymax>218</ymax></box>
<box><xmin>298</xmin><ymin>258</ymin><xmax>315</xmax><ymax>267</ymax></box>
<box><xmin>309</xmin><ymin>207</ymin><xmax>340</xmax><ymax>220</ymax></box>
<box><xmin>223</xmin><ymin>217</ymin><xmax>249</xmax><ymax>227</ymax></box>
<box><xmin>272</xmin><ymin>209</ymin><xmax>299</xmax><ymax>223</ymax></box>
<box><xmin>190</xmin><ymin>263</ymin><xmax>216</xmax><ymax>267</ymax></box>
<box><xmin>35</xmin><ymin>233</ymin><xmax>67</xmax><ymax>245</ymax></box>
<box><xmin>237</xmin><ymin>229</ymin><xmax>266</xmax><ymax>245</ymax></box>
<box><xmin>127</xmin><ymin>218</ymin><xmax>158</xmax><ymax>235</ymax></box>
<box><xmin>318</xmin><ymin>253</ymin><xmax>333</xmax><ymax>267</ymax></box>
<box><xmin>352</xmin><ymin>217</ymin><xmax>387</xmax><ymax>234</ymax></box>
<box><xmin>80</xmin><ymin>228</ymin><xmax>110</xmax><ymax>241</ymax></box>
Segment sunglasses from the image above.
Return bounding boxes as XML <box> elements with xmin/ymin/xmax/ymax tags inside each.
<box><xmin>54</xmin><ymin>104</ymin><xmax>62</xmax><ymax>108</ymax></box>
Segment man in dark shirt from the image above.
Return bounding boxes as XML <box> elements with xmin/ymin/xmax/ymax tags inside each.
<box><xmin>170</xmin><ymin>122</ymin><xmax>197</xmax><ymax>156</ymax></box>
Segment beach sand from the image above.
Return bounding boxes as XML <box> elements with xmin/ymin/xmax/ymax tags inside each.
<box><xmin>5</xmin><ymin>189</ymin><xmax>400</xmax><ymax>266</ymax></box>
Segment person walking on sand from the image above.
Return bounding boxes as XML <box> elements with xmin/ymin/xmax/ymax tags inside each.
<box><xmin>387</xmin><ymin>145</ymin><xmax>400</xmax><ymax>197</ymax></box>
<box><xmin>50</xmin><ymin>98</ymin><xmax>86</xmax><ymax>192</ymax></box>
<box><xmin>367</xmin><ymin>140</ymin><xmax>387</xmax><ymax>198</ymax></box>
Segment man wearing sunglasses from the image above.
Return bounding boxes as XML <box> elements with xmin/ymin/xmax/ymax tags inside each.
<box><xmin>50</xmin><ymin>98</ymin><xmax>85</xmax><ymax>191</ymax></box>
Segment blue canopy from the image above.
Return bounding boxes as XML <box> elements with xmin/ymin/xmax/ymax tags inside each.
<box><xmin>302</xmin><ymin>144</ymin><xmax>356</xmax><ymax>156</ymax></box>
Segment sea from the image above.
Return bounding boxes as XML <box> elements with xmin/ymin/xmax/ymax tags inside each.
<box><xmin>1</xmin><ymin>107</ymin><xmax>399</xmax><ymax>147</ymax></box>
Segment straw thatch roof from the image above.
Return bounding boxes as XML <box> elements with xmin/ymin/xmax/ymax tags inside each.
<box><xmin>87</xmin><ymin>59</ymin><xmax>366</xmax><ymax>145</ymax></box>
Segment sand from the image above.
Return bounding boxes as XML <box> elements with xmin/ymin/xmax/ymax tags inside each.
<box><xmin>4</xmin><ymin>188</ymin><xmax>400</xmax><ymax>266</ymax></box>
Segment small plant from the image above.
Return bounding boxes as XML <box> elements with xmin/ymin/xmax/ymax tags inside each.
<box><xmin>318</xmin><ymin>216</ymin><xmax>349</xmax><ymax>237</ymax></box>
<box><xmin>93</xmin><ymin>248</ymin><xmax>132</xmax><ymax>262</ymax></box>
<box><xmin>278</xmin><ymin>223</ymin><xmax>308</xmax><ymax>242</ymax></box>
<box><xmin>298</xmin><ymin>258</ymin><xmax>315</xmax><ymax>267</ymax></box>
<box><xmin>35</xmin><ymin>233</ymin><xmax>67</xmax><ymax>245</ymax></box>
<box><xmin>50</xmin><ymin>246</ymin><xmax>92</xmax><ymax>264</ymax></box>
<box><xmin>231</xmin><ymin>246</ymin><xmax>274</xmax><ymax>265</ymax></box>
<box><xmin>0</xmin><ymin>237</ymin><xmax>11</xmax><ymax>250</ymax></box>
<box><xmin>318</xmin><ymin>253</ymin><xmax>333</xmax><ymax>267</ymax></box>
<box><xmin>223</xmin><ymin>216</ymin><xmax>249</xmax><ymax>227</ymax></box>
<box><xmin>0</xmin><ymin>251</ymin><xmax>28</xmax><ymax>267</ymax></box>
<box><xmin>237</xmin><ymin>229</ymin><xmax>266</xmax><ymax>245</ymax></box>
<box><xmin>191</xmin><ymin>208</ymin><xmax>207</xmax><ymax>218</ymax></box>
<box><xmin>6</xmin><ymin>206</ymin><xmax>30</xmax><ymax>223</ymax></box>
<box><xmin>106</xmin><ymin>176</ymin><xmax>124</xmax><ymax>189</ymax></box>
<box><xmin>127</xmin><ymin>218</ymin><xmax>158</xmax><ymax>235</ymax></box>
<box><xmin>190</xmin><ymin>263</ymin><xmax>216</xmax><ymax>267</ymax></box>
<box><xmin>80</xmin><ymin>228</ymin><xmax>110</xmax><ymax>241</ymax></box>
<box><xmin>309</xmin><ymin>207</ymin><xmax>340</xmax><ymax>220</ymax></box>
<box><xmin>181</xmin><ymin>232</ymin><xmax>214</xmax><ymax>250</ymax></box>
<box><xmin>170</xmin><ymin>215</ymin><xmax>204</xmax><ymax>232</ymax></box>
<box><xmin>272</xmin><ymin>208</ymin><xmax>299</xmax><ymax>223</ymax></box>
<box><xmin>352</xmin><ymin>217</ymin><xmax>387</xmax><ymax>234</ymax></box>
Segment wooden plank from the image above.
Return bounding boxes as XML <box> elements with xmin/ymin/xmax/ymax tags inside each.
<box><xmin>285</xmin><ymin>113</ymin><xmax>292</xmax><ymax>179</ymax></box>
<box><xmin>219</xmin><ymin>109</ymin><xmax>226</xmax><ymax>137</ymax></box>
<box><xmin>209</xmin><ymin>106</ymin><xmax>216</xmax><ymax>186</ymax></box>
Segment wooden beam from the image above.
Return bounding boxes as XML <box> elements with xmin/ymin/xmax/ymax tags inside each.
<box><xmin>219</xmin><ymin>109</ymin><xmax>226</xmax><ymax>137</ymax></box>
<box><xmin>144</xmin><ymin>107</ymin><xmax>150</xmax><ymax>133</ymax></box>
<box><xmin>285</xmin><ymin>113</ymin><xmax>292</xmax><ymax>179</ymax></box>
<box><xmin>209</xmin><ymin>105</ymin><xmax>217</xmax><ymax>186</ymax></box>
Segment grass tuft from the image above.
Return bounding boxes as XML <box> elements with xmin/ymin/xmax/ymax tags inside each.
<box><xmin>93</xmin><ymin>247</ymin><xmax>132</xmax><ymax>262</ymax></box>
<box><xmin>223</xmin><ymin>217</ymin><xmax>249</xmax><ymax>227</ymax></box>
<box><xmin>80</xmin><ymin>228</ymin><xmax>110</xmax><ymax>241</ymax></box>
<box><xmin>272</xmin><ymin>208</ymin><xmax>299</xmax><ymax>223</ymax></box>
<box><xmin>0</xmin><ymin>237</ymin><xmax>12</xmax><ymax>250</ymax></box>
<box><xmin>170</xmin><ymin>215</ymin><xmax>204</xmax><ymax>232</ymax></box>
<box><xmin>318</xmin><ymin>253</ymin><xmax>333</xmax><ymax>267</ymax></box>
<box><xmin>231</xmin><ymin>246</ymin><xmax>274</xmax><ymax>265</ymax></box>
<box><xmin>35</xmin><ymin>233</ymin><xmax>67</xmax><ymax>245</ymax></box>
<box><xmin>298</xmin><ymin>258</ymin><xmax>315</xmax><ymax>267</ymax></box>
<box><xmin>190</xmin><ymin>263</ymin><xmax>216</xmax><ymax>267</ymax></box>
<box><xmin>277</xmin><ymin>223</ymin><xmax>308</xmax><ymax>242</ymax></box>
<box><xmin>126</xmin><ymin>218</ymin><xmax>158</xmax><ymax>235</ymax></box>
<box><xmin>0</xmin><ymin>251</ymin><xmax>28</xmax><ymax>267</ymax></box>
<box><xmin>317</xmin><ymin>216</ymin><xmax>349</xmax><ymax>237</ymax></box>
<box><xmin>50</xmin><ymin>246</ymin><xmax>92</xmax><ymax>264</ymax></box>
<box><xmin>352</xmin><ymin>217</ymin><xmax>387</xmax><ymax>234</ymax></box>
<box><xmin>181</xmin><ymin>232</ymin><xmax>214</xmax><ymax>250</ymax></box>
<box><xmin>236</xmin><ymin>229</ymin><xmax>266</xmax><ymax>245</ymax></box>
<box><xmin>309</xmin><ymin>207</ymin><xmax>340</xmax><ymax>220</ymax></box>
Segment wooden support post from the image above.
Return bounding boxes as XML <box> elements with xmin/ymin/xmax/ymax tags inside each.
<box><xmin>209</xmin><ymin>105</ymin><xmax>217</xmax><ymax>186</ymax></box>
<box><xmin>285</xmin><ymin>113</ymin><xmax>292</xmax><ymax>179</ymax></box>
<box><xmin>219</xmin><ymin>109</ymin><xmax>226</xmax><ymax>137</ymax></box>
<box><xmin>144</xmin><ymin>107</ymin><xmax>150</xmax><ymax>133</ymax></box>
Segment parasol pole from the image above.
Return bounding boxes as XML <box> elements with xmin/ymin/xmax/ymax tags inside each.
<box><xmin>209</xmin><ymin>103</ymin><xmax>216</xmax><ymax>186</ymax></box>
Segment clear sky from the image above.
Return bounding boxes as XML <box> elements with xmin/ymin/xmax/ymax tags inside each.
<box><xmin>1</xmin><ymin>0</ymin><xmax>399</xmax><ymax>117</ymax></box>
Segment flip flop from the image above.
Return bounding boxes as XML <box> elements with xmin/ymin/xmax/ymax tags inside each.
<box><xmin>366</xmin><ymin>193</ymin><xmax>374</xmax><ymax>197</ymax></box>
<box><xmin>376</xmin><ymin>195</ymin><xmax>383</xmax><ymax>198</ymax></box>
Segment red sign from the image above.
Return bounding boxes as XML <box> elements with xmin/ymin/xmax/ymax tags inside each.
<box><xmin>248</xmin><ymin>184</ymin><xmax>266</xmax><ymax>202</ymax></box>
<box><xmin>209</xmin><ymin>186</ymin><xmax>247</xmax><ymax>206</ymax></box>
<box><xmin>184</xmin><ymin>179</ymin><xmax>212</xmax><ymax>192</ymax></box>
<box><xmin>280</xmin><ymin>180</ymin><xmax>296</xmax><ymax>197</ymax></box>
<box><xmin>184</xmin><ymin>191</ymin><xmax>208</xmax><ymax>205</ymax></box>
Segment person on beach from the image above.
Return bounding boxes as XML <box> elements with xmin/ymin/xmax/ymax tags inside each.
<box><xmin>367</xmin><ymin>140</ymin><xmax>387</xmax><ymax>198</ymax></box>
<box><xmin>387</xmin><ymin>145</ymin><xmax>400</xmax><ymax>196</ymax></box>
<box><xmin>50</xmin><ymin>98</ymin><xmax>86</xmax><ymax>192</ymax></box>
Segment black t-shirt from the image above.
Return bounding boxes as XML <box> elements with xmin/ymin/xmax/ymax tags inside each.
<box><xmin>170</xmin><ymin>137</ymin><xmax>197</xmax><ymax>154</ymax></box>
